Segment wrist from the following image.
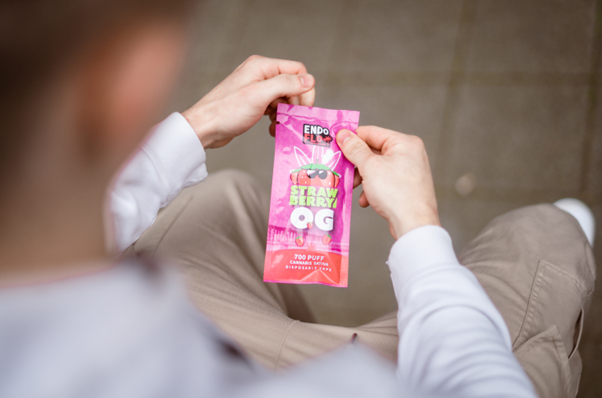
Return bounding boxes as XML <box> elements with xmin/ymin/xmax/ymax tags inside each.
<box><xmin>389</xmin><ymin>209</ymin><xmax>441</xmax><ymax>240</ymax></box>
<box><xmin>181</xmin><ymin>104</ymin><xmax>216</xmax><ymax>149</ymax></box>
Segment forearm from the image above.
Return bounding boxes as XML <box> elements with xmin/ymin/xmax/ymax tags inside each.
<box><xmin>389</xmin><ymin>226</ymin><xmax>536</xmax><ymax>397</ymax></box>
<box><xmin>109</xmin><ymin>113</ymin><xmax>208</xmax><ymax>253</ymax></box>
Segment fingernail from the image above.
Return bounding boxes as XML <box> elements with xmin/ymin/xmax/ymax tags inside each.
<box><xmin>300</xmin><ymin>74</ymin><xmax>313</xmax><ymax>87</ymax></box>
<box><xmin>337</xmin><ymin>130</ymin><xmax>352</xmax><ymax>144</ymax></box>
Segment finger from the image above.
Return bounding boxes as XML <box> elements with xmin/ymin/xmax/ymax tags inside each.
<box><xmin>266</xmin><ymin>98</ymin><xmax>286</xmax><ymax>118</ymax></box>
<box><xmin>355</xmin><ymin>125</ymin><xmax>405</xmax><ymax>152</ymax></box>
<box><xmin>264</xmin><ymin>105</ymin><xmax>276</xmax><ymax>116</ymax></box>
<box><xmin>246</xmin><ymin>56</ymin><xmax>309</xmax><ymax>79</ymax></box>
<box><xmin>249</xmin><ymin>73</ymin><xmax>315</xmax><ymax>107</ymax></box>
<box><xmin>353</xmin><ymin>168</ymin><xmax>362</xmax><ymax>189</ymax></box>
<box><xmin>288</xmin><ymin>96</ymin><xmax>300</xmax><ymax>105</ymax></box>
<box><xmin>269</xmin><ymin>111</ymin><xmax>277</xmax><ymax>122</ymax></box>
<box><xmin>269</xmin><ymin>121</ymin><xmax>277</xmax><ymax>137</ymax></box>
<box><xmin>359</xmin><ymin>191</ymin><xmax>370</xmax><ymax>207</ymax></box>
<box><xmin>264</xmin><ymin>106</ymin><xmax>275</xmax><ymax>120</ymax></box>
<box><xmin>335</xmin><ymin>129</ymin><xmax>373</xmax><ymax>168</ymax></box>
<box><xmin>269</xmin><ymin>97</ymin><xmax>288</xmax><ymax>110</ymax></box>
<box><xmin>299</xmin><ymin>87</ymin><xmax>316</xmax><ymax>107</ymax></box>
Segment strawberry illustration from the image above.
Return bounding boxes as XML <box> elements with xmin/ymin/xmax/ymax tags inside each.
<box><xmin>290</xmin><ymin>166</ymin><xmax>340</xmax><ymax>188</ymax></box>
<box><xmin>290</xmin><ymin>147</ymin><xmax>342</xmax><ymax>188</ymax></box>
<box><xmin>322</xmin><ymin>234</ymin><xmax>332</xmax><ymax>245</ymax></box>
<box><xmin>307</xmin><ymin>222</ymin><xmax>313</xmax><ymax>229</ymax></box>
<box><xmin>295</xmin><ymin>236</ymin><xmax>304</xmax><ymax>247</ymax></box>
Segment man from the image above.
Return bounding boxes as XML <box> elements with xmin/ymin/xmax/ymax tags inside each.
<box><xmin>0</xmin><ymin>1</ymin><xmax>595</xmax><ymax>397</ymax></box>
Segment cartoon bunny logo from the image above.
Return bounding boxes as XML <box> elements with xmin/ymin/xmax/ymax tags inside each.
<box><xmin>290</xmin><ymin>146</ymin><xmax>341</xmax><ymax>188</ymax></box>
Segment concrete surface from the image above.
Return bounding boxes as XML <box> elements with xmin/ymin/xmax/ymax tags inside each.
<box><xmin>169</xmin><ymin>1</ymin><xmax>602</xmax><ymax>396</ymax></box>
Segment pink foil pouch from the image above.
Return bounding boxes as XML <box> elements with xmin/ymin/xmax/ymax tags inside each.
<box><xmin>263</xmin><ymin>104</ymin><xmax>360</xmax><ymax>287</ymax></box>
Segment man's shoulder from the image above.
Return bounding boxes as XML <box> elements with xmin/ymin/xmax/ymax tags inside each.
<box><xmin>0</xmin><ymin>257</ymin><xmax>237</xmax><ymax>397</ymax></box>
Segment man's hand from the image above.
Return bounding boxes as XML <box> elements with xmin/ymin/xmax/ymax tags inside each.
<box><xmin>182</xmin><ymin>55</ymin><xmax>315</xmax><ymax>149</ymax></box>
<box><xmin>337</xmin><ymin>126</ymin><xmax>440</xmax><ymax>240</ymax></box>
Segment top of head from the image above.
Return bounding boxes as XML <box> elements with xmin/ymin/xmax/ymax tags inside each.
<box><xmin>0</xmin><ymin>0</ymin><xmax>198</xmax><ymax>200</ymax></box>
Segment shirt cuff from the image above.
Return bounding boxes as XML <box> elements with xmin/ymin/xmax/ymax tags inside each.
<box><xmin>387</xmin><ymin>225</ymin><xmax>460</xmax><ymax>289</ymax></box>
<box><xmin>143</xmin><ymin>112</ymin><xmax>208</xmax><ymax>199</ymax></box>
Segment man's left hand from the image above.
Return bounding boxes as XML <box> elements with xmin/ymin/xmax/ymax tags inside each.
<box><xmin>182</xmin><ymin>55</ymin><xmax>315</xmax><ymax>149</ymax></box>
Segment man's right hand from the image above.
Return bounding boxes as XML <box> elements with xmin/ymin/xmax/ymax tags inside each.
<box><xmin>336</xmin><ymin>126</ymin><xmax>440</xmax><ymax>240</ymax></box>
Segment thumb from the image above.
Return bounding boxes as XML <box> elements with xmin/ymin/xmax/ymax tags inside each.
<box><xmin>251</xmin><ymin>73</ymin><xmax>315</xmax><ymax>105</ymax></box>
<box><xmin>336</xmin><ymin>130</ymin><xmax>372</xmax><ymax>168</ymax></box>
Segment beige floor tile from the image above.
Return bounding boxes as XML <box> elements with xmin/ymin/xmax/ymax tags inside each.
<box><xmin>230</xmin><ymin>0</ymin><xmax>345</xmax><ymax>73</ymax></box>
<box><xmin>467</xmin><ymin>0</ymin><xmax>596</xmax><ymax>73</ymax></box>
<box><xmin>331</xmin><ymin>85</ymin><xmax>448</xmax><ymax>168</ymax></box>
<box><xmin>585</xmin><ymin>90</ymin><xmax>602</xmax><ymax>196</ymax></box>
<box><xmin>169</xmin><ymin>74</ymin><xmax>221</xmax><ymax>116</ymax></box>
<box><xmin>445</xmin><ymin>85</ymin><xmax>588</xmax><ymax>193</ymax></box>
<box><xmin>338</xmin><ymin>0</ymin><xmax>463</xmax><ymax>73</ymax></box>
<box><xmin>171</xmin><ymin>1</ymin><xmax>255</xmax><ymax>111</ymax></box>
<box><xmin>312</xmin><ymin>82</ymin><xmax>346</xmax><ymax>110</ymax></box>
<box><xmin>186</xmin><ymin>0</ymin><xmax>253</xmax><ymax>73</ymax></box>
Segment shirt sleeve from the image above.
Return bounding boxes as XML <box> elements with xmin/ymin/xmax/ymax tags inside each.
<box><xmin>108</xmin><ymin>113</ymin><xmax>208</xmax><ymax>253</ymax></box>
<box><xmin>389</xmin><ymin>225</ymin><xmax>537</xmax><ymax>398</ymax></box>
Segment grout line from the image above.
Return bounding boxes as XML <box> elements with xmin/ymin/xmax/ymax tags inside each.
<box><xmin>432</xmin><ymin>0</ymin><xmax>479</xmax><ymax>191</ymax></box>
<box><xmin>579</xmin><ymin>0</ymin><xmax>602</xmax><ymax>199</ymax></box>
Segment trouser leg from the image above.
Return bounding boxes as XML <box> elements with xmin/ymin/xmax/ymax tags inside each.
<box><xmin>459</xmin><ymin>204</ymin><xmax>596</xmax><ymax>398</ymax></box>
<box><xmin>128</xmin><ymin>170</ymin><xmax>398</xmax><ymax>369</ymax></box>
<box><xmin>127</xmin><ymin>167</ymin><xmax>596</xmax><ymax>394</ymax></box>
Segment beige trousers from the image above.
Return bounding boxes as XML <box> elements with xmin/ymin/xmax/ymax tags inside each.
<box><xmin>127</xmin><ymin>170</ymin><xmax>595</xmax><ymax>398</ymax></box>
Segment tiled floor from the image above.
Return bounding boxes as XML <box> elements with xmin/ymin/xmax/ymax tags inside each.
<box><xmin>171</xmin><ymin>1</ymin><xmax>602</xmax><ymax>395</ymax></box>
